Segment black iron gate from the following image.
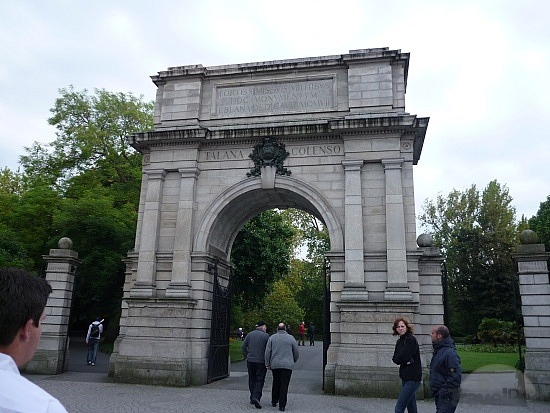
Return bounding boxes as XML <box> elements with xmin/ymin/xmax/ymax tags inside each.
<box><xmin>322</xmin><ymin>257</ymin><xmax>331</xmax><ymax>390</ymax></box>
<box><xmin>207</xmin><ymin>259</ymin><xmax>232</xmax><ymax>383</ymax></box>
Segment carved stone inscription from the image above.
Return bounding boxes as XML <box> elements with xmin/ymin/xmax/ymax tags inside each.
<box><xmin>215</xmin><ymin>78</ymin><xmax>335</xmax><ymax>117</ymax></box>
<box><xmin>202</xmin><ymin>144</ymin><xmax>343</xmax><ymax>162</ymax></box>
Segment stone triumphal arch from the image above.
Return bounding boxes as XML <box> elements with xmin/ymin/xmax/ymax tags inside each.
<box><xmin>110</xmin><ymin>48</ymin><xmax>443</xmax><ymax>397</ymax></box>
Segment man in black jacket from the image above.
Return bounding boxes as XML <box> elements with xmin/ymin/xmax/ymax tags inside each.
<box><xmin>430</xmin><ymin>325</ymin><xmax>462</xmax><ymax>413</ymax></box>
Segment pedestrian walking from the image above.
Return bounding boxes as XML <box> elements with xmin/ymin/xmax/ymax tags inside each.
<box><xmin>242</xmin><ymin>321</ymin><xmax>269</xmax><ymax>409</ymax></box>
<box><xmin>430</xmin><ymin>325</ymin><xmax>462</xmax><ymax>413</ymax></box>
<box><xmin>392</xmin><ymin>317</ymin><xmax>422</xmax><ymax>413</ymax></box>
<box><xmin>265</xmin><ymin>323</ymin><xmax>299</xmax><ymax>412</ymax></box>
<box><xmin>86</xmin><ymin>317</ymin><xmax>103</xmax><ymax>366</ymax></box>
<box><xmin>308</xmin><ymin>321</ymin><xmax>315</xmax><ymax>346</ymax></box>
<box><xmin>298</xmin><ymin>322</ymin><xmax>306</xmax><ymax>346</ymax></box>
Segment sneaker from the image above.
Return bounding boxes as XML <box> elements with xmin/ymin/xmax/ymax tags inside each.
<box><xmin>91</xmin><ymin>363</ymin><xmax>95</xmax><ymax>366</ymax></box>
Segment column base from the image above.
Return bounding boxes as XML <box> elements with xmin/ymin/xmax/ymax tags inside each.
<box><xmin>340</xmin><ymin>285</ymin><xmax>368</xmax><ymax>302</ymax></box>
<box><xmin>129</xmin><ymin>282</ymin><xmax>156</xmax><ymax>298</ymax></box>
<box><xmin>165</xmin><ymin>282</ymin><xmax>192</xmax><ymax>298</ymax></box>
<box><xmin>384</xmin><ymin>287</ymin><xmax>413</xmax><ymax>301</ymax></box>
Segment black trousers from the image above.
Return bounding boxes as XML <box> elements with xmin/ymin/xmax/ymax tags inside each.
<box><xmin>247</xmin><ymin>361</ymin><xmax>267</xmax><ymax>402</ymax></box>
<box><xmin>271</xmin><ymin>368</ymin><xmax>293</xmax><ymax>409</ymax></box>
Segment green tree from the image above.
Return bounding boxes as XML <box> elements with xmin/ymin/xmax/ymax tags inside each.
<box><xmin>20</xmin><ymin>86</ymin><xmax>152</xmax><ymax>189</ymax></box>
<box><xmin>15</xmin><ymin>86</ymin><xmax>153</xmax><ymax>333</ymax></box>
<box><xmin>281</xmin><ymin>209</ymin><xmax>330</xmax><ymax>262</ymax></box>
<box><xmin>284</xmin><ymin>209</ymin><xmax>329</xmax><ymax>334</ymax></box>
<box><xmin>0</xmin><ymin>169</ymin><xmax>27</xmax><ymax>267</ymax></box>
<box><xmin>291</xmin><ymin>258</ymin><xmax>324</xmax><ymax>334</ymax></box>
<box><xmin>0</xmin><ymin>167</ymin><xmax>22</xmax><ymax>195</ymax></box>
<box><xmin>261</xmin><ymin>279</ymin><xmax>305</xmax><ymax>334</ymax></box>
<box><xmin>529</xmin><ymin>195</ymin><xmax>550</xmax><ymax>251</ymax></box>
<box><xmin>231</xmin><ymin>209</ymin><xmax>298</xmax><ymax>312</ymax></box>
<box><xmin>0</xmin><ymin>171</ymin><xmax>62</xmax><ymax>270</ymax></box>
<box><xmin>0</xmin><ymin>224</ymin><xmax>32</xmax><ymax>269</ymax></box>
<box><xmin>419</xmin><ymin>180</ymin><xmax>519</xmax><ymax>336</ymax></box>
<box><xmin>53</xmin><ymin>187</ymin><xmax>137</xmax><ymax>330</ymax></box>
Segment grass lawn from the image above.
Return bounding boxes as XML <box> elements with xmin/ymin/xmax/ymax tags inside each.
<box><xmin>229</xmin><ymin>341</ymin><xmax>521</xmax><ymax>373</ymax></box>
<box><xmin>230</xmin><ymin>340</ymin><xmax>245</xmax><ymax>363</ymax></box>
<box><xmin>457</xmin><ymin>349</ymin><xmax>519</xmax><ymax>373</ymax></box>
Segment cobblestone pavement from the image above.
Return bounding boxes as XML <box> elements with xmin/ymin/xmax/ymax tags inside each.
<box><xmin>26</xmin><ymin>339</ymin><xmax>550</xmax><ymax>413</ymax></box>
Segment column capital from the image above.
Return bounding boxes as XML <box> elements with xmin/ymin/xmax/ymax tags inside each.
<box><xmin>144</xmin><ymin>169</ymin><xmax>167</xmax><ymax>180</ymax></box>
<box><xmin>178</xmin><ymin>167</ymin><xmax>200</xmax><ymax>179</ymax></box>
<box><xmin>381</xmin><ymin>158</ymin><xmax>404</xmax><ymax>169</ymax></box>
<box><xmin>341</xmin><ymin>159</ymin><xmax>364</xmax><ymax>170</ymax></box>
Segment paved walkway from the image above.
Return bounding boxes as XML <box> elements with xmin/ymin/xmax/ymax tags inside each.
<box><xmin>26</xmin><ymin>338</ymin><xmax>549</xmax><ymax>413</ymax></box>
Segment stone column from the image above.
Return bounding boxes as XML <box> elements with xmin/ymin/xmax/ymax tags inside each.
<box><xmin>513</xmin><ymin>229</ymin><xmax>550</xmax><ymax>401</ymax></box>
<box><xmin>130</xmin><ymin>169</ymin><xmax>166</xmax><ymax>298</ymax></box>
<box><xmin>382</xmin><ymin>158</ymin><xmax>411</xmax><ymax>300</ymax></box>
<box><xmin>416</xmin><ymin>233</ymin><xmax>445</xmax><ymax>397</ymax></box>
<box><xmin>167</xmin><ymin>166</ymin><xmax>200</xmax><ymax>298</ymax></box>
<box><xmin>24</xmin><ymin>237</ymin><xmax>81</xmax><ymax>374</ymax></box>
<box><xmin>340</xmin><ymin>160</ymin><xmax>367</xmax><ymax>301</ymax></box>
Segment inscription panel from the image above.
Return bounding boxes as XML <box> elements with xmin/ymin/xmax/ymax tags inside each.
<box><xmin>213</xmin><ymin>77</ymin><xmax>336</xmax><ymax>118</ymax></box>
<box><xmin>201</xmin><ymin>144</ymin><xmax>343</xmax><ymax>162</ymax></box>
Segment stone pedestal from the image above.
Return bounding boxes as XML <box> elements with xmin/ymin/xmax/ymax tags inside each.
<box><xmin>513</xmin><ymin>230</ymin><xmax>550</xmax><ymax>401</ymax></box>
<box><xmin>24</xmin><ymin>237</ymin><xmax>81</xmax><ymax>374</ymax></box>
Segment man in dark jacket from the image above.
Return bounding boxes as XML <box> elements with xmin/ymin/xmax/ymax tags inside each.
<box><xmin>430</xmin><ymin>325</ymin><xmax>462</xmax><ymax>413</ymax></box>
<box><xmin>242</xmin><ymin>321</ymin><xmax>269</xmax><ymax>409</ymax></box>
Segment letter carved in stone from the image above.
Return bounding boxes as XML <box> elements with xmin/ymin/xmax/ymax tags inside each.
<box><xmin>247</xmin><ymin>137</ymin><xmax>291</xmax><ymax>177</ymax></box>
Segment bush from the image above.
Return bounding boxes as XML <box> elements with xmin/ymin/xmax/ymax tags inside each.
<box><xmin>477</xmin><ymin>318</ymin><xmax>521</xmax><ymax>346</ymax></box>
<box><xmin>460</xmin><ymin>344</ymin><xmax>518</xmax><ymax>353</ymax></box>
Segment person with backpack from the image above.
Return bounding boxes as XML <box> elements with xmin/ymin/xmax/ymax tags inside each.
<box><xmin>85</xmin><ymin>317</ymin><xmax>103</xmax><ymax>366</ymax></box>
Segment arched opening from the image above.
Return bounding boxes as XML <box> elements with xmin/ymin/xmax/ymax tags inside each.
<box><xmin>195</xmin><ymin>177</ymin><xmax>342</xmax><ymax>387</ymax></box>
<box><xmin>195</xmin><ymin>176</ymin><xmax>343</xmax><ymax>258</ymax></box>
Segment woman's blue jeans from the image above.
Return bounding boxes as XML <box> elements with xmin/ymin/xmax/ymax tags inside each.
<box><xmin>395</xmin><ymin>380</ymin><xmax>421</xmax><ymax>413</ymax></box>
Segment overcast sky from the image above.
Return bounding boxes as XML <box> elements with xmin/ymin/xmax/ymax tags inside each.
<box><xmin>1</xmin><ymin>0</ymin><xmax>549</xmax><ymax>224</ymax></box>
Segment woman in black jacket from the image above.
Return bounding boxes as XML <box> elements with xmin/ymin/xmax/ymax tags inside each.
<box><xmin>392</xmin><ymin>317</ymin><xmax>422</xmax><ymax>413</ymax></box>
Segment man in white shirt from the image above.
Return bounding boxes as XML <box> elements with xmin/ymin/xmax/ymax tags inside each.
<box><xmin>0</xmin><ymin>267</ymin><xmax>68</xmax><ymax>413</ymax></box>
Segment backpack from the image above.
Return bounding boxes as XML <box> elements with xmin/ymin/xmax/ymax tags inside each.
<box><xmin>90</xmin><ymin>323</ymin><xmax>101</xmax><ymax>338</ymax></box>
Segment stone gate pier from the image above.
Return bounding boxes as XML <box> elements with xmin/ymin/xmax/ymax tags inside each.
<box><xmin>514</xmin><ymin>230</ymin><xmax>550</xmax><ymax>401</ymax></box>
<box><xmin>110</xmin><ymin>47</ymin><xmax>442</xmax><ymax>397</ymax></box>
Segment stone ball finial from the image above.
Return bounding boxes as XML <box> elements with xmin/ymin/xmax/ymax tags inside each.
<box><xmin>417</xmin><ymin>233</ymin><xmax>433</xmax><ymax>247</ymax></box>
<box><xmin>58</xmin><ymin>237</ymin><xmax>73</xmax><ymax>249</ymax></box>
<box><xmin>519</xmin><ymin>229</ymin><xmax>539</xmax><ymax>245</ymax></box>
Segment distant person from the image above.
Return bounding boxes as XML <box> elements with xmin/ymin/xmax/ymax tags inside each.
<box><xmin>0</xmin><ymin>267</ymin><xmax>69</xmax><ymax>412</ymax></box>
<box><xmin>242</xmin><ymin>321</ymin><xmax>269</xmax><ymax>409</ymax></box>
<box><xmin>237</xmin><ymin>327</ymin><xmax>244</xmax><ymax>340</ymax></box>
<box><xmin>430</xmin><ymin>325</ymin><xmax>462</xmax><ymax>413</ymax></box>
<box><xmin>298</xmin><ymin>321</ymin><xmax>306</xmax><ymax>346</ymax></box>
<box><xmin>85</xmin><ymin>317</ymin><xmax>103</xmax><ymax>366</ymax></box>
<box><xmin>392</xmin><ymin>317</ymin><xmax>421</xmax><ymax>413</ymax></box>
<box><xmin>308</xmin><ymin>321</ymin><xmax>315</xmax><ymax>345</ymax></box>
<box><xmin>265</xmin><ymin>323</ymin><xmax>299</xmax><ymax>412</ymax></box>
<box><xmin>285</xmin><ymin>324</ymin><xmax>293</xmax><ymax>337</ymax></box>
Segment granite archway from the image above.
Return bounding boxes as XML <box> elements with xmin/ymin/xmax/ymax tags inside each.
<box><xmin>109</xmin><ymin>48</ymin><xmax>443</xmax><ymax>397</ymax></box>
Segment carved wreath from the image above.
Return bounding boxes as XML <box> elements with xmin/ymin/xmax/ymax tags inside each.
<box><xmin>247</xmin><ymin>137</ymin><xmax>291</xmax><ymax>177</ymax></box>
